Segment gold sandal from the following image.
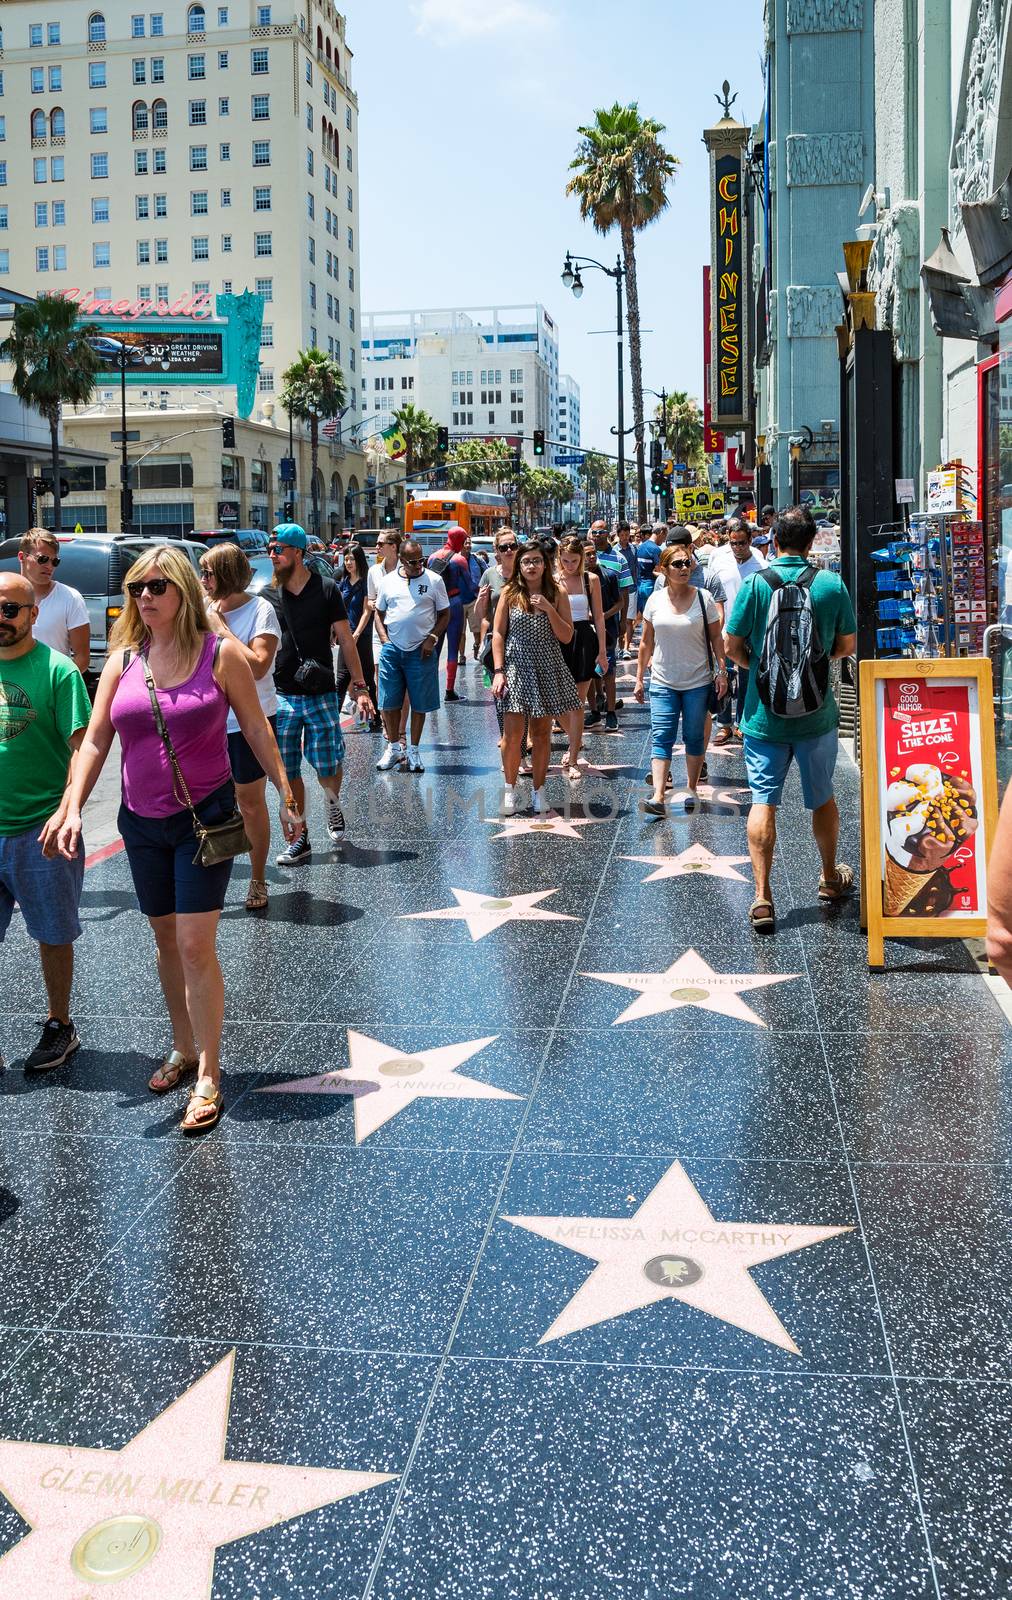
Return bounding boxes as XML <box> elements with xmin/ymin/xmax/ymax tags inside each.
<box><xmin>149</xmin><ymin>1049</ymin><xmax>198</xmax><ymax>1095</ymax></box>
<box><xmin>181</xmin><ymin>1078</ymin><xmax>224</xmax><ymax>1134</ymax></box>
<box><xmin>245</xmin><ymin>879</ymin><xmax>269</xmax><ymax>912</ymax></box>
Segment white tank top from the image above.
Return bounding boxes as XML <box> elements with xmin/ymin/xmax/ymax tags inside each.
<box><xmin>568</xmin><ymin>588</ymin><xmax>590</xmax><ymax>622</ymax></box>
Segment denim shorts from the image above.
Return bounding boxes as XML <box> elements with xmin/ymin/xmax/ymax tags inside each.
<box><xmin>227</xmin><ymin>713</ymin><xmax>277</xmax><ymax>785</ymax></box>
<box><xmin>0</xmin><ymin>824</ymin><xmax>85</xmax><ymax>945</ymax></box>
<box><xmin>649</xmin><ymin>682</ymin><xmax>711</xmax><ymax>759</ymax></box>
<box><xmin>378</xmin><ymin>640</ymin><xmax>440</xmax><ymax>715</ymax></box>
<box><xmin>118</xmin><ymin>779</ymin><xmax>236</xmax><ymax>919</ymax></box>
<box><xmin>743</xmin><ymin>729</ymin><xmax>839</xmax><ymax>809</ymax></box>
<box><xmin>275</xmin><ymin>691</ymin><xmax>346</xmax><ymax>782</ymax></box>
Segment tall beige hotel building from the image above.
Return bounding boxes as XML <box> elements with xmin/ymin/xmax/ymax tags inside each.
<box><xmin>0</xmin><ymin>1</ymin><xmax>366</xmax><ymax>536</ymax></box>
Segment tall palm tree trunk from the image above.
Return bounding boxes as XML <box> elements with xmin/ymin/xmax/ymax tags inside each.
<box><xmin>310</xmin><ymin>417</ymin><xmax>319</xmax><ymax>537</ymax></box>
<box><xmin>49</xmin><ymin>410</ymin><xmax>62</xmax><ymax>533</ymax></box>
<box><xmin>620</xmin><ymin>216</ymin><xmax>648</xmax><ymax>522</ymax></box>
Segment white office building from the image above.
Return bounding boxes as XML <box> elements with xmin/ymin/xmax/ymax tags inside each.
<box><xmin>556</xmin><ymin>371</ymin><xmax>581</xmax><ymax>484</ymax></box>
<box><xmin>361</xmin><ymin>304</ymin><xmax>561</xmax><ymax>465</ymax></box>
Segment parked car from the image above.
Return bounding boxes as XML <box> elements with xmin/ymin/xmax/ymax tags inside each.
<box><xmin>193</xmin><ymin>527</ymin><xmax>269</xmax><ymax>553</ymax></box>
<box><xmin>0</xmin><ymin>532</ymin><xmax>208</xmax><ymax>680</ymax></box>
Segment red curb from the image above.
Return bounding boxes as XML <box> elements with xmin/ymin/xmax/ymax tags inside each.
<box><xmin>85</xmin><ymin>839</ymin><xmax>125</xmax><ymax>869</ymax></box>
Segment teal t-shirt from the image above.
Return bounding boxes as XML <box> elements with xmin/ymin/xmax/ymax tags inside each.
<box><xmin>726</xmin><ymin>556</ymin><xmax>856</xmax><ymax>743</ymax></box>
<box><xmin>0</xmin><ymin>642</ymin><xmax>91</xmax><ymax>835</ymax></box>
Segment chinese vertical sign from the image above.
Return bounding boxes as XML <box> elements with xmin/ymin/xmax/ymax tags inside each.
<box><xmin>702</xmin><ymin>267</ymin><xmax>724</xmax><ymax>455</ymax></box>
<box><xmin>703</xmin><ymin>115</ymin><xmax>749</xmax><ymax>433</ymax></box>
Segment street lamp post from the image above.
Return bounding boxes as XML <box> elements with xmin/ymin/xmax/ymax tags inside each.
<box><xmin>562</xmin><ymin>250</ymin><xmax>627</xmax><ymax>524</ymax></box>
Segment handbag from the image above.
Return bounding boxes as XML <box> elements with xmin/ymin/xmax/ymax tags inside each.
<box><xmin>139</xmin><ymin>650</ymin><xmax>250</xmax><ymax>868</ymax></box>
<box><xmin>698</xmin><ymin>591</ymin><xmax>728</xmax><ymax>716</ymax></box>
<box><xmin>277</xmin><ymin>584</ymin><xmax>336</xmax><ymax>695</ymax></box>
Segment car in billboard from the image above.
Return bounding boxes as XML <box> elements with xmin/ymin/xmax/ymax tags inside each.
<box><xmin>91</xmin><ymin>327</ymin><xmax>225</xmax><ymax>377</ymax></box>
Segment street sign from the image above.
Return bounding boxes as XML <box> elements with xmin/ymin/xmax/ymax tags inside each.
<box><xmin>279</xmin><ymin>455</ymin><xmax>296</xmax><ymax>483</ymax></box>
<box><xmin>554</xmin><ymin>454</ymin><xmax>584</xmax><ymax>466</ymax></box>
<box><xmin>111</xmin><ymin>430</ymin><xmax>141</xmax><ymax>443</ymax></box>
<box><xmin>217</xmin><ymin>500</ymin><xmax>239</xmax><ymax>527</ymax></box>
<box><xmin>74</xmin><ymin>523</ymin><xmax>84</xmax><ymax>534</ymax></box>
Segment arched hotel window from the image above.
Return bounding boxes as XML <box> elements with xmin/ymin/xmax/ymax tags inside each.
<box><xmin>325</xmin><ymin>38</ymin><xmax>332</xmax><ymax>62</ymax></box>
<box><xmin>88</xmin><ymin>13</ymin><xmax>106</xmax><ymax>42</ymax></box>
<box><xmin>187</xmin><ymin>4</ymin><xmax>206</xmax><ymax>32</ymax></box>
<box><xmin>31</xmin><ymin>109</ymin><xmax>47</xmax><ymax>139</ymax></box>
<box><xmin>50</xmin><ymin>108</ymin><xmax>66</xmax><ymax>138</ymax></box>
<box><xmin>152</xmin><ymin>99</ymin><xmax>168</xmax><ymax>130</ymax></box>
<box><xmin>316</xmin><ymin>25</ymin><xmax>323</xmax><ymax>50</ymax></box>
<box><xmin>132</xmin><ymin>101</ymin><xmax>149</xmax><ymax>132</ymax></box>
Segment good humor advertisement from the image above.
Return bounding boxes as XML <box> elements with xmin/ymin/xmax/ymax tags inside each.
<box><xmin>877</xmin><ymin>677</ymin><xmax>984</xmax><ymax>919</ymax></box>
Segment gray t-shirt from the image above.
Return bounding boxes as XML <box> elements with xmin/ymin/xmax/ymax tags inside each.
<box><xmin>643</xmin><ymin>586</ymin><xmax>719</xmax><ymax>691</ymax></box>
<box><xmin>478</xmin><ymin>563</ymin><xmax>507</xmax><ymax>602</ymax></box>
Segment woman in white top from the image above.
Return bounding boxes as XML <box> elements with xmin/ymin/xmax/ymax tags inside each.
<box><xmin>200</xmin><ymin>543</ymin><xmax>282</xmax><ymax>909</ymax></box>
<box><xmin>555</xmin><ymin>535</ymin><xmax>608</xmax><ymax>780</ymax></box>
<box><xmin>634</xmin><ymin>543</ymin><xmax>727</xmax><ymax>814</ymax></box>
<box><xmin>366</xmin><ymin>531</ymin><xmax>408</xmax><ymax>745</ymax></box>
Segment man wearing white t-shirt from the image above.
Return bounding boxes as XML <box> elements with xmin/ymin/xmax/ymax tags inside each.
<box><xmin>710</xmin><ymin>518</ymin><xmax>766</xmax><ymax>743</ymax></box>
<box><xmin>372</xmin><ymin>539</ymin><xmax>450</xmax><ymax>774</ymax></box>
<box><xmin>18</xmin><ymin>529</ymin><xmax>90</xmax><ymax>674</ymax></box>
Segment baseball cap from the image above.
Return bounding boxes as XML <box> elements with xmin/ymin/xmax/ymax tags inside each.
<box><xmin>272</xmin><ymin>522</ymin><xmax>307</xmax><ymax>549</ymax></box>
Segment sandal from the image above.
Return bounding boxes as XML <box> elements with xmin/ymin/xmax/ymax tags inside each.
<box><xmin>713</xmin><ymin>727</ymin><xmax>734</xmax><ymax>746</ymax></box>
<box><xmin>148</xmin><ymin>1049</ymin><xmax>198</xmax><ymax>1095</ymax></box>
<box><xmin>749</xmin><ymin>899</ymin><xmax>776</xmax><ymax>934</ymax></box>
<box><xmin>245</xmin><ymin>879</ymin><xmax>269</xmax><ymax>912</ymax></box>
<box><xmin>818</xmin><ymin>863</ymin><xmax>855</xmax><ymax>902</ymax></box>
<box><xmin>181</xmin><ymin>1077</ymin><xmax>224</xmax><ymax>1134</ymax></box>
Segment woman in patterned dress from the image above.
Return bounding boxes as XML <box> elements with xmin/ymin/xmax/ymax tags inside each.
<box><xmin>491</xmin><ymin>543</ymin><xmax>579</xmax><ymax>815</ymax></box>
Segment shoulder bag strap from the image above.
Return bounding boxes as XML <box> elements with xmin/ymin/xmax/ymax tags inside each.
<box><xmin>139</xmin><ymin>651</ymin><xmax>199</xmax><ymax>822</ymax></box>
<box><xmin>275</xmin><ymin>583</ymin><xmax>305</xmax><ymax>664</ymax></box>
<box><xmin>697</xmin><ymin>589</ymin><xmax>716</xmax><ymax>674</ymax></box>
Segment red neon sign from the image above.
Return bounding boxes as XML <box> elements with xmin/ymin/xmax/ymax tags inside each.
<box><xmin>57</xmin><ymin>288</ymin><xmax>214</xmax><ymax>322</ymax></box>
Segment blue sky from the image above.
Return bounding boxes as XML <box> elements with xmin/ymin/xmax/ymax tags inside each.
<box><xmin>352</xmin><ymin>0</ymin><xmax>762</xmax><ymax>456</ymax></box>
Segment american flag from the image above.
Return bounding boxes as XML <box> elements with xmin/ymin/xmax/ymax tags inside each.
<box><xmin>321</xmin><ymin>417</ymin><xmax>340</xmax><ymax>440</ymax></box>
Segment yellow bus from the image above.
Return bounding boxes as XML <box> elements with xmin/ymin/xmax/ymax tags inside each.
<box><xmin>404</xmin><ymin>490</ymin><xmax>510</xmax><ymax>543</ymax></box>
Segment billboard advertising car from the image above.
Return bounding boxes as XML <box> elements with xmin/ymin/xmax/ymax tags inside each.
<box><xmin>90</xmin><ymin>329</ymin><xmax>225</xmax><ymax>378</ymax></box>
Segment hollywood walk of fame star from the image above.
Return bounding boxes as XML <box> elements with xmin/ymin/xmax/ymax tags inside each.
<box><xmin>259</xmin><ymin>1030</ymin><xmax>520</xmax><ymax>1142</ymax></box>
<box><xmin>581</xmin><ymin>948</ymin><xmax>799</xmax><ymax>1026</ymax></box>
<box><xmin>401</xmin><ymin>887</ymin><xmax>578</xmax><ymax>942</ymax></box>
<box><xmin>485</xmin><ymin>811</ymin><xmax>604</xmax><ymax>841</ymax></box>
<box><xmin>576</xmin><ymin>761</ymin><xmax>641</xmax><ymax>778</ymax></box>
<box><xmin>620</xmin><ymin>844</ymin><xmax>751</xmax><ymax>884</ymax></box>
<box><xmin>504</xmin><ymin>1160</ymin><xmax>852</xmax><ymax>1353</ymax></box>
<box><xmin>0</xmin><ymin>1353</ymin><xmax>393</xmax><ymax>1598</ymax></box>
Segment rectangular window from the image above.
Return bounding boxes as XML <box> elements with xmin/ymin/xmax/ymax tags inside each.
<box><xmin>348</xmin><ymin>307</ymin><xmax>355</xmax><ymax>331</ymax></box>
<box><xmin>218</xmin><ymin>5</ymin><xmax>229</xmax><ymax>21</ymax></box>
<box><xmin>251</xmin><ymin>94</ymin><xmax>269</xmax><ymax>119</ymax></box>
<box><xmin>221</xmin><ymin>279</ymin><xmax>232</xmax><ymax>293</ymax></box>
<box><xmin>90</xmin><ymin>108</ymin><xmax>108</xmax><ymax>134</ymax></box>
<box><xmin>218</xmin><ymin>96</ymin><xmax>229</xmax><ymax>115</ymax></box>
<box><xmin>253</xmin><ymin>185</ymin><xmax>271</xmax><ymax>210</ymax></box>
<box><xmin>154</xmin><ymin>193</ymin><xmax>167</xmax><ymax>216</ymax></box>
<box><xmin>260</xmin><ymin>323</ymin><xmax>273</xmax><ymax>347</ymax></box>
<box><xmin>30</xmin><ymin>23</ymin><xmax>43</xmax><ymax>47</ymax></box>
<box><xmin>49</xmin><ymin>66</ymin><xmax>62</xmax><ymax>92</ymax></box>
<box><xmin>307</xmin><ymin>148</ymin><xmax>314</xmax><ymax>175</ymax></box>
<box><xmin>190</xmin><ymin>144</ymin><xmax>207</xmax><ymax>170</ymax></box>
<box><xmin>48</xmin><ymin>22</ymin><xmax>61</xmax><ymax>44</ymax></box>
<box><xmin>153</xmin><ymin>148</ymin><xmax>166</xmax><ymax>173</ymax></box>
<box><xmin>0</xmin><ymin>74</ymin><xmax>4</xmax><ymax>98</ymax></box>
<box><xmin>137</xmin><ymin>284</ymin><xmax>152</xmax><ymax>298</ymax></box>
<box><xmin>255</xmin><ymin>276</ymin><xmax>272</xmax><ymax>301</ymax></box>
<box><xmin>192</xmin><ymin>190</ymin><xmax>208</xmax><ymax>214</ymax></box>
<box><xmin>93</xmin><ymin>242</ymin><xmax>111</xmax><ymax>268</ymax></box>
<box><xmin>306</xmin><ymin>192</ymin><xmax>314</xmax><ymax>219</ymax></box>
<box><xmin>306</xmin><ymin>104</ymin><xmax>313</xmax><ymax>130</ymax></box>
<box><xmin>189</xmin><ymin>100</ymin><xmax>207</xmax><ymax>125</ymax></box>
<box><xmin>252</xmin><ymin>140</ymin><xmax>270</xmax><ymax>166</ymax></box>
<box><xmin>347</xmin><ymin>106</ymin><xmax>352</xmax><ymax>131</ymax></box>
<box><xmin>346</xmin><ymin>147</ymin><xmax>352</xmax><ymax>172</ymax></box>
<box><xmin>347</xmin><ymin>225</ymin><xmax>353</xmax><ymax>249</ymax></box>
<box><xmin>151</xmin><ymin>14</ymin><xmax>165</xmax><ymax>36</ymax></box>
<box><xmin>53</xmin><ymin>245</ymin><xmax>66</xmax><ymax>271</ymax></box>
<box><xmin>347</xmin><ymin>185</ymin><xmax>353</xmax><ymax>212</ymax></box>
<box><xmin>156</xmin><ymin>283</ymin><xmax>168</xmax><ymax>300</ymax></box>
<box><xmin>189</xmin><ymin>54</ymin><xmax>206</xmax><ymax>79</ymax></box>
<box><xmin>92</xmin><ymin>197</ymin><xmax>110</xmax><ymax>223</ymax></box>
<box><xmin>310</xmin><ymin>325</ymin><xmax>317</xmax><ymax>345</ymax></box>
<box><xmin>221</xmin><ymin>233</ymin><xmax>232</xmax><ymax>252</ymax></box>
<box><xmin>258</xmin><ymin>369</ymin><xmax>273</xmax><ymax>393</ymax></box>
<box><xmin>251</xmin><ymin>48</ymin><xmax>269</xmax><ymax>74</ymax></box>
<box><xmin>0</xmin><ymin>252</ymin><xmax>9</xmax><ymax>275</ymax></box>
<box><xmin>132</xmin><ymin>15</ymin><xmax>146</xmax><ymax>37</ymax></box>
<box><xmin>218</xmin><ymin>50</ymin><xmax>229</xmax><ymax>69</ymax></box>
<box><xmin>90</xmin><ymin>62</ymin><xmax>107</xmax><ymax>87</ymax></box>
<box><xmin>136</xmin><ymin>149</ymin><xmax>150</xmax><ymax>175</ymax></box>
<box><xmin>254</xmin><ymin>231</ymin><xmax>272</xmax><ymax>256</ymax></box>
<box><xmin>91</xmin><ymin>153</ymin><xmax>109</xmax><ymax>179</ymax></box>
<box><xmin>220</xmin><ymin>187</ymin><xmax>231</xmax><ymax>206</ymax></box>
<box><xmin>348</xmin><ymin>265</ymin><xmax>354</xmax><ymax>290</ymax></box>
<box><xmin>192</xmin><ymin>280</ymin><xmax>210</xmax><ymax>295</ymax></box>
<box><xmin>136</xmin><ymin>195</ymin><xmax>149</xmax><ymax>218</ymax></box>
<box><xmin>151</xmin><ymin>57</ymin><xmax>165</xmax><ymax>82</ymax></box>
<box><xmin>35</xmin><ymin>201</ymin><xmax>48</xmax><ymax>226</ymax></box>
<box><xmin>192</xmin><ymin>236</ymin><xmax>209</xmax><ymax>260</ymax></box>
<box><xmin>305</xmin><ymin>58</ymin><xmax>312</xmax><ymax>84</ymax></box>
<box><xmin>137</xmin><ymin>240</ymin><xmax>150</xmax><ymax>263</ymax></box>
<box><xmin>257</xmin><ymin>5</ymin><xmax>272</xmax><ymax>23</ymax></box>
<box><xmin>155</xmin><ymin>239</ymin><xmax>168</xmax><ymax>262</ymax></box>
<box><xmin>308</xmin><ymin>236</ymin><xmax>315</xmax><ymax>263</ymax></box>
<box><xmin>133</xmin><ymin>59</ymin><xmax>146</xmax><ymax>83</ymax></box>
<box><xmin>31</xmin><ymin>68</ymin><xmax>44</xmax><ymax>94</ymax></box>
<box><xmin>0</xmin><ymin>207</ymin><xmax>8</xmax><ymax>230</ymax></box>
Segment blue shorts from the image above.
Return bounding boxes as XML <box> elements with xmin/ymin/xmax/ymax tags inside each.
<box><xmin>227</xmin><ymin>713</ymin><xmax>277</xmax><ymax>785</ymax></box>
<box><xmin>636</xmin><ymin>581</ymin><xmax>655</xmax><ymax>615</ymax></box>
<box><xmin>0</xmin><ymin>824</ymin><xmax>85</xmax><ymax>945</ymax></box>
<box><xmin>119</xmin><ymin>780</ymin><xmax>235</xmax><ymax>919</ymax></box>
<box><xmin>649</xmin><ymin>682</ymin><xmax>711</xmax><ymax>760</ymax></box>
<box><xmin>743</xmin><ymin>729</ymin><xmax>839</xmax><ymax>809</ymax></box>
<box><xmin>378</xmin><ymin>641</ymin><xmax>440</xmax><ymax>715</ymax></box>
<box><xmin>275</xmin><ymin>691</ymin><xmax>345</xmax><ymax>781</ymax></box>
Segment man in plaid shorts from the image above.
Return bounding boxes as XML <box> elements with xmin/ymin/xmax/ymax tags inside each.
<box><xmin>268</xmin><ymin>525</ymin><xmax>374</xmax><ymax>864</ymax></box>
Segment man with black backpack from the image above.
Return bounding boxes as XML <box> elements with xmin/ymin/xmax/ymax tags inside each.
<box><xmin>725</xmin><ymin>506</ymin><xmax>856</xmax><ymax>934</ymax></box>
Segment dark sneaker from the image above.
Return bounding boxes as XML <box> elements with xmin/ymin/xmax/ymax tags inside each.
<box><xmin>699</xmin><ymin>760</ymin><xmax>709</xmax><ymax>782</ymax></box>
<box><xmin>584</xmin><ymin>710</ymin><xmax>602</xmax><ymax>728</ymax></box>
<box><xmin>605</xmin><ymin>711</ymin><xmax>619</xmax><ymax>731</ymax></box>
<box><xmin>445</xmin><ymin>688</ymin><xmax>460</xmax><ymax>702</ymax></box>
<box><xmin>276</xmin><ymin>832</ymin><xmax>311</xmax><ymax>866</ymax></box>
<box><xmin>325</xmin><ymin>802</ymin><xmax>346</xmax><ymax>843</ymax></box>
<box><xmin>25</xmin><ymin>1018</ymin><xmax>80</xmax><ymax>1073</ymax></box>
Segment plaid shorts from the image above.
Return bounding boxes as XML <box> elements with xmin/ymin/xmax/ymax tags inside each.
<box><xmin>275</xmin><ymin>690</ymin><xmax>346</xmax><ymax>781</ymax></box>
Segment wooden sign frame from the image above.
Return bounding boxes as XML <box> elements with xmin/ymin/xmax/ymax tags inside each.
<box><xmin>858</xmin><ymin>657</ymin><xmax>999</xmax><ymax>969</ymax></box>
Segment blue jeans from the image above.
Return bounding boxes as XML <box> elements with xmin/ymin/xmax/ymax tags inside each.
<box><xmin>649</xmin><ymin>683</ymin><xmax>711</xmax><ymax>760</ymax></box>
<box><xmin>718</xmin><ymin>665</ymin><xmax>749</xmax><ymax>728</ymax></box>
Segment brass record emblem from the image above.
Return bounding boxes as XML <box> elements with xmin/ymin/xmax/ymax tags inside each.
<box><xmin>479</xmin><ymin>898</ymin><xmax>513</xmax><ymax>910</ymax></box>
<box><xmin>377</xmin><ymin>1057</ymin><xmax>425</xmax><ymax>1078</ymax></box>
<box><xmin>643</xmin><ymin>1254</ymin><xmax>703</xmax><ymax>1289</ymax></box>
<box><xmin>668</xmin><ymin>986</ymin><xmax>709</xmax><ymax>1003</ymax></box>
<box><xmin>529</xmin><ymin>823</ymin><xmax>555</xmax><ymax>831</ymax></box>
<box><xmin>71</xmin><ymin>1515</ymin><xmax>162</xmax><ymax>1583</ymax></box>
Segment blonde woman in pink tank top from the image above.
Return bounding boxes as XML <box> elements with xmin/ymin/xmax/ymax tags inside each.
<box><xmin>57</xmin><ymin>545</ymin><xmax>301</xmax><ymax>1134</ymax></box>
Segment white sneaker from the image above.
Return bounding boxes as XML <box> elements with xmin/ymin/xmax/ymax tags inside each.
<box><xmin>503</xmin><ymin>784</ymin><xmax>517</xmax><ymax>815</ymax></box>
<box><xmin>376</xmin><ymin>741</ymin><xmax>404</xmax><ymax>772</ymax></box>
<box><xmin>406</xmin><ymin>745</ymin><xmax>424</xmax><ymax>773</ymax></box>
<box><xmin>532</xmin><ymin>787</ymin><xmax>545</xmax><ymax>815</ymax></box>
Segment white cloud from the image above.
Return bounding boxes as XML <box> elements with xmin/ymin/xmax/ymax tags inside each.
<box><xmin>413</xmin><ymin>0</ymin><xmax>556</xmax><ymax>40</ymax></box>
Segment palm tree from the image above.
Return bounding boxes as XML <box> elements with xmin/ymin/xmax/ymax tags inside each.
<box><xmin>568</xmin><ymin>103</ymin><xmax>679</xmax><ymax>523</ymax></box>
<box><xmin>0</xmin><ymin>294</ymin><xmax>101</xmax><ymax>533</ymax></box>
<box><xmin>656</xmin><ymin>390</ymin><xmax>705</xmax><ymax>472</ymax></box>
<box><xmin>279</xmin><ymin>348</ymin><xmax>346</xmax><ymax>537</ymax></box>
<box><xmin>390</xmin><ymin>402</ymin><xmax>438</xmax><ymax>479</ymax></box>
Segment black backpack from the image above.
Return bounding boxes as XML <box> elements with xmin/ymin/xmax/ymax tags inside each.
<box><xmin>428</xmin><ymin>551</ymin><xmax>459</xmax><ymax>596</ymax></box>
<box><xmin>754</xmin><ymin>565</ymin><xmax>829</xmax><ymax>718</ymax></box>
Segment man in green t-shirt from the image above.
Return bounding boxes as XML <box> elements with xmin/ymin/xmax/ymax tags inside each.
<box><xmin>725</xmin><ymin>507</ymin><xmax>857</xmax><ymax>933</ymax></box>
<box><xmin>0</xmin><ymin>572</ymin><xmax>92</xmax><ymax>1073</ymax></box>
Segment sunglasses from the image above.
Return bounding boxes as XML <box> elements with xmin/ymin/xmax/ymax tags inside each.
<box><xmin>29</xmin><ymin>551</ymin><xmax>60</xmax><ymax>567</ymax></box>
<box><xmin>497</xmin><ymin>542</ymin><xmax>519</xmax><ymax>553</ymax></box>
<box><xmin>127</xmin><ymin>577</ymin><xmax>172</xmax><ymax>598</ymax></box>
<box><xmin>199</xmin><ymin>568</ymin><xmax>214</xmax><ymax>580</ymax></box>
<box><xmin>667</xmin><ymin>560</ymin><xmax>692</xmax><ymax>570</ymax></box>
<box><xmin>402</xmin><ymin>557</ymin><xmax>424</xmax><ymax>568</ymax></box>
<box><xmin>0</xmin><ymin>600</ymin><xmax>32</xmax><ymax>620</ymax></box>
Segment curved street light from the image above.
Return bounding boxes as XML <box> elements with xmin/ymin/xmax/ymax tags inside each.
<box><xmin>561</xmin><ymin>250</ymin><xmax>626</xmax><ymax>523</ymax></box>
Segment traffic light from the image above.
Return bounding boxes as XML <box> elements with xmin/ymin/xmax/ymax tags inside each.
<box><xmin>383</xmin><ymin>500</ymin><xmax>395</xmax><ymax>525</ymax></box>
<box><xmin>649</xmin><ymin>438</ymin><xmax>662</xmax><ymax>470</ymax></box>
<box><xmin>436</xmin><ymin>426</ymin><xmax>449</xmax><ymax>454</ymax></box>
<box><xmin>650</xmin><ymin>468</ymin><xmax>664</xmax><ymax>494</ymax></box>
<box><xmin>533</xmin><ymin>429</ymin><xmax>545</xmax><ymax>457</ymax></box>
<box><xmin>510</xmin><ymin>448</ymin><xmax>522</xmax><ymax>472</ymax></box>
<box><xmin>282</xmin><ymin>499</ymin><xmax>294</xmax><ymax>520</ymax></box>
<box><xmin>121</xmin><ymin>487</ymin><xmax>134</xmax><ymax>523</ymax></box>
<box><xmin>434</xmin><ymin>464</ymin><xmax>448</xmax><ymax>488</ymax></box>
<box><xmin>222</xmin><ymin>417</ymin><xmax>236</xmax><ymax>450</ymax></box>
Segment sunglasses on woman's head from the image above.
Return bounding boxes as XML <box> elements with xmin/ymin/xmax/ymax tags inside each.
<box><xmin>0</xmin><ymin>600</ymin><xmax>32</xmax><ymax>620</ymax></box>
<box><xmin>127</xmin><ymin>577</ymin><xmax>171</xmax><ymax>598</ymax></box>
<box><xmin>30</xmin><ymin>551</ymin><xmax>60</xmax><ymax>567</ymax></box>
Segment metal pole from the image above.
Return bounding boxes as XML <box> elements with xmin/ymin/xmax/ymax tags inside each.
<box><xmin>615</xmin><ymin>260</ymin><xmax>625</xmax><ymax>526</ymax></box>
<box><xmin>119</xmin><ymin>352</ymin><xmax>129</xmax><ymax>533</ymax></box>
<box><xmin>289</xmin><ymin>409</ymin><xmax>294</xmax><ymax>518</ymax></box>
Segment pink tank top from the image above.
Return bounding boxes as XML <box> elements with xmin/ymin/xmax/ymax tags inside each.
<box><xmin>112</xmin><ymin>633</ymin><xmax>232</xmax><ymax>818</ymax></box>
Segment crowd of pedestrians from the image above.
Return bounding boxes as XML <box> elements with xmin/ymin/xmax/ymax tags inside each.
<box><xmin>0</xmin><ymin>506</ymin><xmax>863</xmax><ymax>1125</ymax></box>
